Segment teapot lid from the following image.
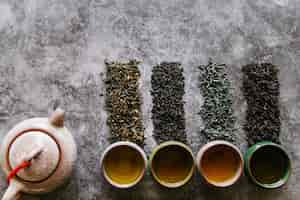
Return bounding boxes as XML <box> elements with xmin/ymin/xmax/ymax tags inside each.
<box><xmin>8</xmin><ymin>131</ymin><xmax>60</xmax><ymax>182</ymax></box>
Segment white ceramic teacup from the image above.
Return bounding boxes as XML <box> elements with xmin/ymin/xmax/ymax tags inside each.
<box><xmin>196</xmin><ymin>140</ymin><xmax>243</xmax><ymax>187</ymax></box>
<box><xmin>100</xmin><ymin>141</ymin><xmax>147</xmax><ymax>188</ymax></box>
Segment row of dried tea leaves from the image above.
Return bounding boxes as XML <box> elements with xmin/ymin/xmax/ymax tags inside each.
<box><xmin>105</xmin><ymin>60</ymin><xmax>144</xmax><ymax>145</ymax></box>
<box><xmin>242</xmin><ymin>63</ymin><xmax>280</xmax><ymax>146</ymax></box>
<box><xmin>151</xmin><ymin>62</ymin><xmax>187</xmax><ymax>144</ymax></box>
<box><xmin>198</xmin><ymin>62</ymin><xmax>236</xmax><ymax>142</ymax></box>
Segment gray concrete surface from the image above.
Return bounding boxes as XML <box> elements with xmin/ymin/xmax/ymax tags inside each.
<box><xmin>0</xmin><ymin>0</ymin><xmax>299</xmax><ymax>199</ymax></box>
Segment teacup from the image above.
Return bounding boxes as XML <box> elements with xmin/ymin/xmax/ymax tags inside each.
<box><xmin>196</xmin><ymin>140</ymin><xmax>243</xmax><ymax>187</ymax></box>
<box><xmin>149</xmin><ymin>141</ymin><xmax>195</xmax><ymax>188</ymax></box>
<box><xmin>100</xmin><ymin>141</ymin><xmax>147</xmax><ymax>188</ymax></box>
<box><xmin>244</xmin><ymin>141</ymin><xmax>291</xmax><ymax>189</ymax></box>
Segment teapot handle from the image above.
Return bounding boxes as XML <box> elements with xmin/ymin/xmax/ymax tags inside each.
<box><xmin>2</xmin><ymin>180</ymin><xmax>23</xmax><ymax>200</ymax></box>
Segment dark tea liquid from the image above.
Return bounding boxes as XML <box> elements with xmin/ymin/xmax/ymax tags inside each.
<box><xmin>250</xmin><ymin>146</ymin><xmax>289</xmax><ymax>184</ymax></box>
<box><xmin>152</xmin><ymin>145</ymin><xmax>194</xmax><ymax>183</ymax></box>
<box><xmin>103</xmin><ymin>146</ymin><xmax>144</xmax><ymax>185</ymax></box>
<box><xmin>201</xmin><ymin>145</ymin><xmax>240</xmax><ymax>183</ymax></box>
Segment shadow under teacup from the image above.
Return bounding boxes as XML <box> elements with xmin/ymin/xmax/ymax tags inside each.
<box><xmin>149</xmin><ymin>141</ymin><xmax>195</xmax><ymax>188</ymax></box>
<box><xmin>244</xmin><ymin>141</ymin><xmax>291</xmax><ymax>189</ymax></box>
<box><xmin>196</xmin><ymin>140</ymin><xmax>244</xmax><ymax>187</ymax></box>
<box><xmin>100</xmin><ymin>141</ymin><xmax>147</xmax><ymax>188</ymax></box>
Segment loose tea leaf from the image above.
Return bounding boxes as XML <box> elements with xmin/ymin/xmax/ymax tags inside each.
<box><xmin>242</xmin><ymin>63</ymin><xmax>280</xmax><ymax>145</ymax></box>
<box><xmin>198</xmin><ymin>62</ymin><xmax>236</xmax><ymax>142</ymax></box>
<box><xmin>105</xmin><ymin>60</ymin><xmax>144</xmax><ymax>145</ymax></box>
<box><xmin>151</xmin><ymin>62</ymin><xmax>187</xmax><ymax>144</ymax></box>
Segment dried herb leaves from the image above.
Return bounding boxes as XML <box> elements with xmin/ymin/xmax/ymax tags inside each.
<box><xmin>242</xmin><ymin>63</ymin><xmax>280</xmax><ymax>145</ymax></box>
<box><xmin>151</xmin><ymin>62</ymin><xmax>187</xmax><ymax>144</ymax></box>
<box><xmin>105</xmin><ymin>60</ymin><xmax>144</xmax><ymax>145</ymax></box>
<box><xmin>198</xmin><ymin>62</ymin><xmax>236</xmax><ymax>142</ymax></box>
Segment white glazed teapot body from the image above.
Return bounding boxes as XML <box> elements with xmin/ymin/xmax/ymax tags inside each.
<box><xmin>0</xmin><ymin>108</ymin><xmax>77</xmax><ymax>200</ymax></box>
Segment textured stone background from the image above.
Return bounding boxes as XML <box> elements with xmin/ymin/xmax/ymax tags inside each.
<box><xmin>0</xmin><ymin>0</ymin><xmax>299</xmax><ymax>199</ymax></box>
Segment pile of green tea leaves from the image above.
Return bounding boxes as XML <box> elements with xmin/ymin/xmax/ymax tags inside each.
<box><xmin>242</xmin><ymin>63</ymin><xmax>280</xmax><ymax>145</ymax></box>
<box><xmin>151</xmin><ymin>62</ymin><xmax>187</xmax><ymax>144</ymax></box>
<box><xmin>198</xmin><ymin>62</ymin><xmax>236</xmax><ymax>142</ymax></box>
<box><xmin>105</xmin><ymin>60</ymin><xmax>144</xmax><ymax>145</ymax></box>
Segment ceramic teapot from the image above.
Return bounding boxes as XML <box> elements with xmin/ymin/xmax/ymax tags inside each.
<box><xmin>0</xmin><ymin>108</ymin><xmax>77</xmax><ymax>200</ymax></box>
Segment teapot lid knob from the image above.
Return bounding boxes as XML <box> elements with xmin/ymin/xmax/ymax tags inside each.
<box><xmin>49</xmin><ymin>108</ymin><xmax>65</xmax><ymax>127</ymax></box>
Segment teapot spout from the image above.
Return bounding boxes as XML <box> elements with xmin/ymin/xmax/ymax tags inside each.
<box><xmin>49</xmin><ymin>108</ymin><xmax>65</xmax><ymax>127</ymax></box>
<box><xmin>2</xmin><ymin>180</ymin><xmax>23</xmax><ymax>200</ymax></box>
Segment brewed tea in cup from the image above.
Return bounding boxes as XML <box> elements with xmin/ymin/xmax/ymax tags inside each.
<box><xmin>150</xmin><ymin>141</ymin><xmax>195</xmax><ymax>188</ymax></box>
<box><xmin>197</xmin><ymin>140</ymin><xmax>243</xmax><ymax>187</ymax></box>
<box><xmin>100</xmin><ymin>141</ymin><xmax>147</xmax><ymax>188</ymax></box>
<box><xmin>244</xmin><ymin>142</ymin><xmax>291</xmax><ymax>189</ymax></box>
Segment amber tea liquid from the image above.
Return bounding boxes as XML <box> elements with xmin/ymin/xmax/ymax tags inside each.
<box><xmin>201</xmin><ymin>145</ymin><xmax>241</xmax><ymax>183</ymax></box>
<box><xmin>103</xmin><ymin>146</ymin><xmax>144</xmax><ymax>185</ymax></box>
<box><xmin>152</xmin><ymin>145</ymin><xmax>194</xmax><ymax>183</ymax></box>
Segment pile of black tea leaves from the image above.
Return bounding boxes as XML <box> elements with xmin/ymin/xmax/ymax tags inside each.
<box><xmin>198</xmin><ymin>62</ymin><xmax>236</xmax><ymax>142</ymax></box>
<box><xmin>242</xmin><ymin>63</ymin><xmax>280</xmax><ymax>145</ymax></box>
<box><xmin>105</xmin><ymin>60</ymin><xmax>144</xmax><ymax>145</ymax></box>
<box><xmin>151</xmin><ymin>62</ymin><xmax>187</xmax><ymax>144</ymax></box>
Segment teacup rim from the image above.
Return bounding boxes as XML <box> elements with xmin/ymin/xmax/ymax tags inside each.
<box><xmin>196</xmin><ymin>140</ymin><xmax>244</xmax><ymax>187</ymax></box>
<box><xmin>245</xmin><ymin>141</ymin><xmax>292</xmax><ymax>189</ymax></box>
<box><xmin>149</xmin><ymin>141</ymin><xmax>195</xmax><ymax>188</ymax></box>
<box><xmin>100</xmin><ymin>141</ymin><xmax>147</xmax><ymax>189</ymax></box>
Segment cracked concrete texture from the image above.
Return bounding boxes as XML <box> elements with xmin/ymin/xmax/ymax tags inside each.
<box><xmin>0</xmin><ymin>0</ymin><xmax>299</xmax><ymax>199</ymax></box>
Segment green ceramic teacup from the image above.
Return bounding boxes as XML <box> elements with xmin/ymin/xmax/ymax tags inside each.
<box><xmin>149</xmin><ymin>141</ymin><xmax>195</xmax><ymax>188</ymax></box>
<box><xmin>244</xmin><ymin>141</ymin><xmax>291</xmax><ymax>189</ymax></box>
